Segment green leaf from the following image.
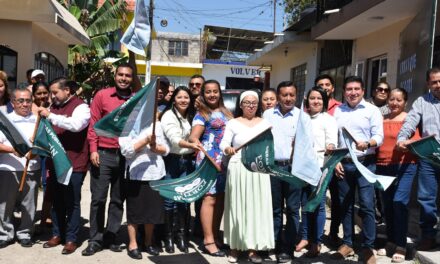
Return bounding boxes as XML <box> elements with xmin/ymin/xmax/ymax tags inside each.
<box><xmin>69</xmin><ymin>5</ymin><xmax>82</xmax><ymax>19</ymax></box>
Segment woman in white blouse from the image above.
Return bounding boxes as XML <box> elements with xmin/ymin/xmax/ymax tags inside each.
<box><xmin>160</xmin><ymin>86</ymin><xmax>201</xmax><ymax>253</ymax></box>
<box><xmin>295</xmin><ymin>87</ymin><xmax>338</xmax><ymax>257</ymax></box>
<box><xmin>220</xmin><ymin>90</ymin><xmax>274</xmax><ymax>263</ymax></box>
<box><xmin>119</xmin><ymin>123</ymin><xmax>170</xmax><ymax>259</ymax></box>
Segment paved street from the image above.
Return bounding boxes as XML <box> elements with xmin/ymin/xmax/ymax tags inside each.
<box><xmin>0</xmin><ymin>174</ymin><xmax>416</xmax><ymax>263</ymax></box>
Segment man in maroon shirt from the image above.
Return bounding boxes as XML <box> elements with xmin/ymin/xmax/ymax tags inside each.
<box><xmin>315</xmin><ymin>74</ymin><xmax>342</xmax><ymax>116</ymax></box>
<box><xmin>83</xmin><ymin>62</ymin><xmax>140</xmax><ymax>256</ymax></box>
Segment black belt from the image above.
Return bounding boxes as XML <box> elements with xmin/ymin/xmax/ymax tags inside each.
<box><xmin>169</xmin><ymin>153</ymin><xmax>194</xmax><ymax>160</ymax></box>
<box><xmin>98</xmin><ymin>147</ymin><xmax>120</xmax><ymax>154</ymax></box>
<box><xmin>275</xmin><ymin>160</ymin><xmax>290</xmax><ymax>166</ymax></box>
<box><xmin>341</xmin><ymin>154</ymin><xmax>375</xmax><ymax>163</ymax></box>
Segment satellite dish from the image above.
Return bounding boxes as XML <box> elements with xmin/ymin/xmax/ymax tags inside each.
<box><xmin>160</xmin><ymin>19</ymin><xmax>168</xmax><ymax>27</ymax></box>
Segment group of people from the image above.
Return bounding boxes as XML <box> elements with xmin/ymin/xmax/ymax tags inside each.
<box><xmin>0</xmin><ymin>64</ymin><xmax>440</xmax><ymax>264</ymax></box>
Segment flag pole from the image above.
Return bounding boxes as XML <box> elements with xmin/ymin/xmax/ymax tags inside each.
<box><xmin>19</xmin><ymin>114</ymin><xmax>41</xmax><ymax>192</ymax></box>
<box><xmin>150</xmin><ymin>77</ymin><xmax>160</xmax><ymax>148</ymax></box>
<box><xmin>234</xmin><ymin>126</ymin><xmax>272</xmax><ymax>152</ymax></box>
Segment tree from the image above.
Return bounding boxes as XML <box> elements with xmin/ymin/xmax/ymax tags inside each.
<box><xmin>282</xmin><ymin>0</ymin><xmax>316</xmax><ymax>25</ymax></box>
<box><xmin>59</xmin><ymin>0</ymin><xmax>128</xmax><ymax>99</ymax></box>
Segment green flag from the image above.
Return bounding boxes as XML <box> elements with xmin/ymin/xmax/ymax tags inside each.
<box><xmin>31</xmin><ymin>118</ymin><xmax>72</xmax><ymax>185</ymax></box>
<box><xmin>149</xmin><ymin>158</ymin><xmax>218</xmax><ymax>203</ymax></box>
<box><xmin>0</xmin><ymin>111</ymin><xmax>32</xmax><ymax>156</ymax></box>
<box><xmin>241</xmin><ymin>128</ymin><xmax>306</xmax><ymax>188</ymax></box>
<box><xmin>303</xmin><ymin>148</ymin><xmax>348</xmax><ymax>212</ymax></box>
<box><xmin>94</xmin><ymin>80</ymin><xmax>157</xmax><ymax>138</ymax></box>
<box><xmin>408</xmin><ymin>135</ymin><xmax>440</xmax><ymax>168</ymax></box>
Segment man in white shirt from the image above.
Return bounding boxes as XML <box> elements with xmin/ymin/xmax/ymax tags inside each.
<box><xmin>0</xmin><ymin>88</ymin><xmax>41</xmax><ymax>248</ymax></box>
<box><xmin>38</xmin><ymin>78</ymin><xmax>90</xmax><ymax>254</ymax></box>
<box><xmin>263</xmin><ymin>81</ymin><xmax>301</xmax><ymax>263</ymax></box>
<box><xmin>332</xmin><ymin>76</ymin><xmax>383</xmax><ymax>264</ymax></box>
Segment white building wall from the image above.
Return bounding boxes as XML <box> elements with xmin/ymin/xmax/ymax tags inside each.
<box><xmin>269</xmin><ymin>43</ymin><xmax>318</xmax><ymax>90</ymax></box>
<box><xmin>202</xmin><ymin>63</ymin><xmax>264</xmax><ymax>89</ymax></box>
<box><xmin>353</xmin><ymin>18</ymin><xmax>412</xmax><ymax>89</ymax></box>
<box><xmin>32</xmin><ymin>24</ymin><xmax>69</xmax><ymax>67</ymax></box>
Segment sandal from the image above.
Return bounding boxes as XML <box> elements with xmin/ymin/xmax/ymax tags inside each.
<box><xmin>295</xmin><ymin>239</ymin><xmax>309</xmax><ymax>252</ymax></box>
<box><xmin>391</xmin><ymin>247</ymin><xmax>406</xmax><ymax>263</ymax></box>
<box><xmin>201</xmin><ymin>242</ymin><xmax>226</xmax><ymax>257</ymax></box>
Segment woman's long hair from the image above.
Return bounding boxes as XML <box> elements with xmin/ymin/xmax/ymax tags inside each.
<box><xmin>160</xmin><ymin>86</ymin><xmax>196</xmax><ymax>127</ymax></box>
<box><xmin>0</xmin><ymin>70</ymin><xmax>10</xmax><ymax>105</ymax></box>
<box><xmin>197</xmin><ymin>79</ymin><xmax>233</xmax><ymax>120</ymax></box>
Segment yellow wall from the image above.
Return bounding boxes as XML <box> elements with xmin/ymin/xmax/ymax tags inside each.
<box><xmin>136</xmin><ymin>64</ymin><xmax>202</xmax><ymax>76</ymax></box>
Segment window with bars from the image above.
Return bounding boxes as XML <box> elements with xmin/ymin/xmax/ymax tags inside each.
<box><xmin>291</xmin><ymin>63</ymin><xmax>307</xmax><ymax>107</ymax></box>
<box><xmin>168</xmin><ymin>40</ymin><xmax>188</xmax><ymax>56</ymax></box>
<box><xmin>34</xmin><ymin>52</ymin><xmax>65</xmax><ymax>82</ymax></box>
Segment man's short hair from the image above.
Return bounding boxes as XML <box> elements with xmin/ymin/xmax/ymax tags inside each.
<box><xmin>11</xmin><ymin>87</ymin><xmax>32</xmax><ymax>99</ymax></box>
<box><xmin>276</xmin><ymin>81</ymin><xmax>297</xmax><ymax>95</ymax></box>
<box><xmin>314</xmin><ymin>74</ymin><xmax>334</xmax><ymax>86</ymax></box>
<box><xmin>49</xmin><ymin>77</ymin><xmax>68</xmax><ymax>90</ymax></box>
<box><xmin>343</xmin><ymin>76</ymin><xmax>364</xmax><ymax>89</ymax></box>
<box><xmin>115</xmin><ymin>63</ymin><xmax>134</xmax><ymax>74</ymax></box>
<box><xmin>26</xmin><ymin>69</ymin><xmax>34</xmax><ymax>77</ymax></box>
<box><xmin>426</xmin><ymin>67</ymin><xmax>440</xmax><ymax>81</ymax></box>
<box><xmin>189</xmin><ymin>74</ymin><xmax>205</xmax><ymax>81</ymax></box>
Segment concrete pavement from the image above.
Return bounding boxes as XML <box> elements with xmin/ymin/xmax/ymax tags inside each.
<box><xmin>0</xmin><ymin>174</ymin><xmax>419</xmax><ymax>263</ymax></box>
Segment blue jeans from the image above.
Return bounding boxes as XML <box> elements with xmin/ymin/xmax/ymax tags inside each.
<box><xmin>376</xmin><ymin>163</ymin><xmax>417</xmax><ymax>247</ymax></box>
<box><xmin>337</xmin><ymin>159</ymin><xmax>376</xmax><ymax>249</ymax></box>
<box><xmin>163</xmin><ymin>154</ymin><xmax>194</xmax><ymax>211</ymax></box>
<box><xmin>300</xmin><ymin>185</ymin><xmax>326</xmax><ymax>244</ymax></box>
<box><xmin>51</xmin><ymin>172</ymin><xmax>86</xmax><ymax>242</ymax></box>
<box><xmin>271</xmin><ymin>165</ymin><xmax>301</xmax><ymax>254</ymax></box>
<box><xmin>417</xmin><ymin>160</ymin><xmax>440</xmax><ymax>239</ymax></box>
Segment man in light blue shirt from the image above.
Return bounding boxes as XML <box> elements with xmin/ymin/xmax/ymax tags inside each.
<box><xmin>397</xmin><ymin>67</ymin><xmax>440</xmax><ymax>251</ymax></box>
<box><xmin>263</xmin><ymin>81</ymin><xmax>300</xmax><ymax>263</ymax></box>
<box><xmin>331</xmin><ymin>76</ymin><xmax>383</xmax><ymax>264</ymax></box>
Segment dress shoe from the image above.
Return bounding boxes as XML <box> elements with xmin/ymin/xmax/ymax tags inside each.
<box><xmin>201</xmin><ymin>242</ymin><xmax>225</xmax><ymax>257</ymax></box>
<box><xmin>248</xmin><ymin>252</ymin><xmax>263</xmax><ymax>263</ymax></box>
<box><xmin>145</xmin><ymin>245</ymin><xmax>160</xmax><ymax>256</ymax></box>
<box><xmin>331</xmin><ymin>244</ymin><xmax>354</xmax><ymax>260</ymax></box>
<box><xmin>176</xmin><ymin>231</ymin><xmax>189</xmax><ymax>253</ymax></box>
<box><xmin>363</xmin><ymin>248</ymin><xmax>376</xmax><ymax>264</ymax></box>
<box><xmin>276</xmin><ymin>252</ymin><xmax>291</xmax><ymax>263</ymax></box>
<box><xmin>127</xmin><ymin>248</ymin><xmax>143</xmax><ymax>259</ymax></box>
<box><xmin>417</xmin><ymin>238</ymin><xmax>437</xmax><ymax>251</ymax></box>
<box><xmin>0</xmin><ymin>240</ymin><xmax>13</xmax><ymax>249</ymax></box>
<box><xmin>62</xmin><ymin>242</ymin><xmax>77</xmax><ymax>255</ymax></box>
<box><xmin>109</xmin><ymin>243</ymin><xmax>126</xmax><ymax>252</ymax></box>
<box><xmin>19</xmin><ymin>238</ymin><xmax>33</xmax><ymax>248</ymax></box>
<box><xmin>82</xmin><ymin>242</ymin><xmax>103</xmax><ymax>256</ymax></box>
<box><xmin>43</xmin><ymin>236</ymin><xmax>62</xmax><ymax>248</ymax></box>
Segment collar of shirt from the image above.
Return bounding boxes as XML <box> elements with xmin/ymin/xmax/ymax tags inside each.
<box><xmin>428</xmin><ymin>92</ymin><xmax>440</xmax><ymax>103</ymax></box>
<box><xmin>9</xmin><ymin>111</ymin><xmax>36</xmax><ymax>123</ymax></box>
<box><xmin>340</xmin><ymin>98</ymin><xmax>367</xmax><ymax>111</ymax></box>
<box><xmin>273</xmin><ymin>105</ymin><xmax>295</xmax><ymax>117</ymax></box>
<box><xmin>109</xmin><ymin>87</ymin><xmax>133</xmax><ymax>99</ymax></box>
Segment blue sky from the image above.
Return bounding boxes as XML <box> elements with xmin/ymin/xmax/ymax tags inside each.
<box><xmin>153</xmin><ymin>0</ymin><xmax>285</xmax><ymax>34</ymax></box>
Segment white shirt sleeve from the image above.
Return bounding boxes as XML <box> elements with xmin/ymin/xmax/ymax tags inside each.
<box><xmin>47</xmin><ymin>103</ymin><xmax>90</xmax><ymax>132</ymax></box>
<box><xmin>161</xmin><ymin>111</ymin><xmax>183</xmax><ymax>148</ymax></box>
<box><xmin>154</xmin><ymin>124</ymin><xmax>170</xmax><ymax>156</ymax></box>
<box><xmin>219</xmin><ymin>120</ymin><xmax>234</xmax><ymax>153</ymax></box>
<box><xmin>119</xmin><ymin>134</ymin><xmax>136</xmax><ymax>159</ymax></box>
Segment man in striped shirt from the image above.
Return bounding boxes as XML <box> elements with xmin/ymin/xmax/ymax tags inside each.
<box><xmin>397</xmin><ymin>67</ymin><xmax>440</xmax><ymax>251</ymax></box>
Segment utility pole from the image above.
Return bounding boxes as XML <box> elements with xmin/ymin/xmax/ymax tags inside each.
<box><xmin>146</xmin><ymin>0</ymin><xmax>154</xmax><ymax>83</ymax></box>
<box><xmin>273</xmin><ymin>0</ymin><xmax>276</xmax><ymax>34</ymax></box>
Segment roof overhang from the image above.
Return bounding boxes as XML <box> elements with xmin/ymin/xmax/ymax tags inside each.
<box><xmin>311</xmin><ymin>0</ymin><xmax>427</xmax><ymax>40</ymax></box>
<box><xmin>247</xmin><ymin>31</ymin><xmax>314</xmax><ymax>66</ymax></box>
<box><xmin>0</xmin><ymin>0</ymin><xmax>90</xmax><ymax>45</ymax></box>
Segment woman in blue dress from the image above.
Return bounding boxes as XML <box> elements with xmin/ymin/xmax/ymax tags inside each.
<box><xmin>189</xmin><ymin>80</ymin><xmax>233</xmax><ymax>257</ymax></box>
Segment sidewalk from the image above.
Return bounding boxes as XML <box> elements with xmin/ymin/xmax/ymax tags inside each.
<box><xmin>0</xmin><ymin>174</ymin><xmax>420</xmax><ymax>263</ymax></box>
